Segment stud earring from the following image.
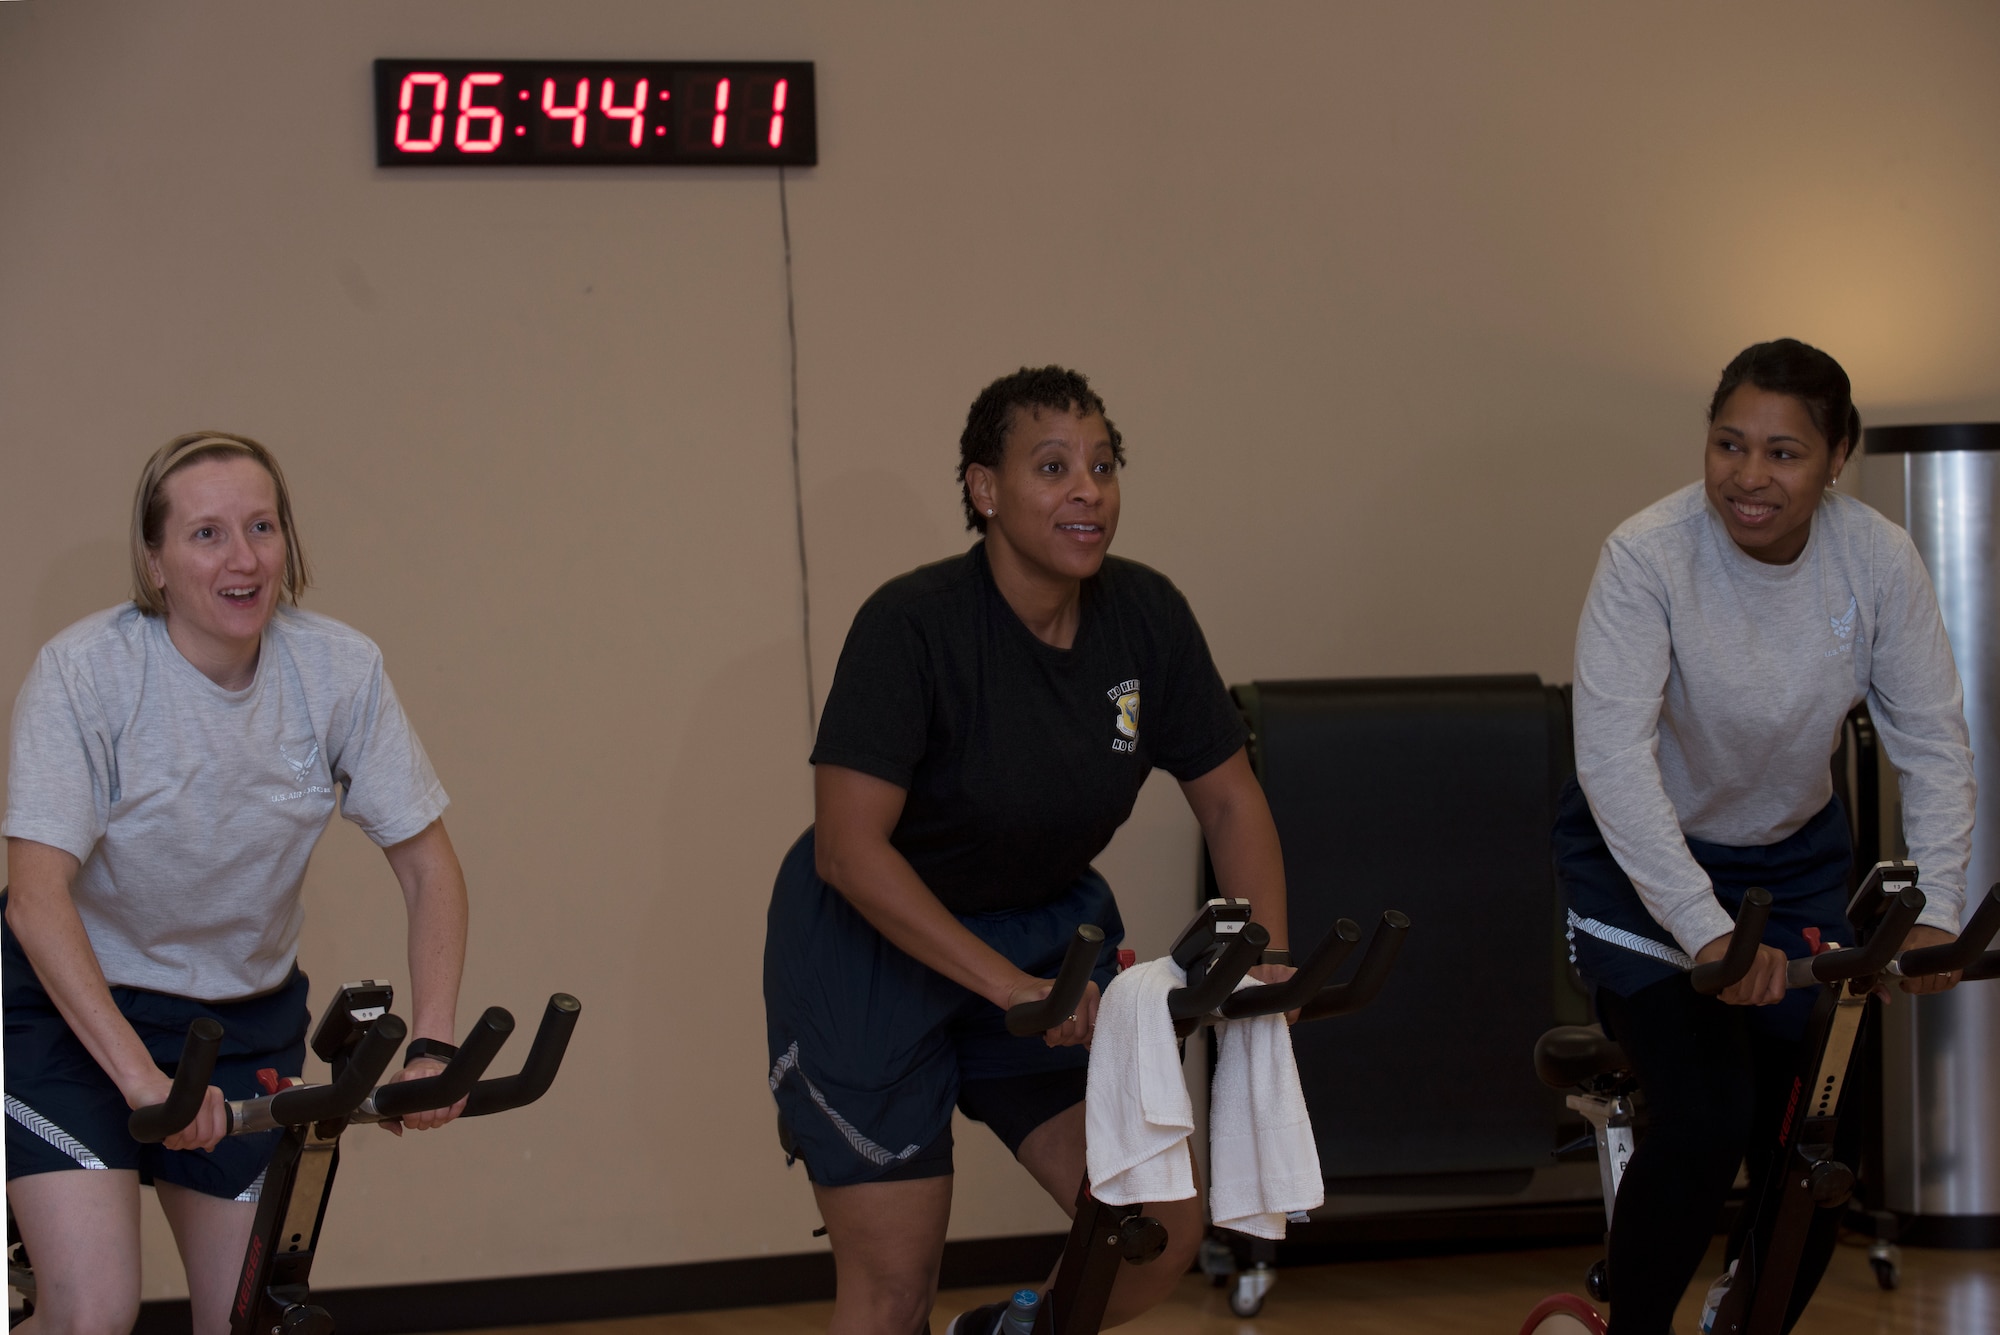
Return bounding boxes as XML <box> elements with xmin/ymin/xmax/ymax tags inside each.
<box><xmin>985</xmin><ymin>509</ymin><xmax>995</xmax><ymax>516</ymax></box>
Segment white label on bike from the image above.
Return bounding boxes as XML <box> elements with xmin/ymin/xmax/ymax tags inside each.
<box><xmin>1217</xmin><ymin>921</ymin><xmax>1244</xmax><ymax>934</ymax></box>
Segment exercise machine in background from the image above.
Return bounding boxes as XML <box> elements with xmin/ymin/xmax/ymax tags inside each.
<box><xmin>1522</xmin><ymin>866</ymin><xmax>2000</xmax><ymax>1335</ymax></box>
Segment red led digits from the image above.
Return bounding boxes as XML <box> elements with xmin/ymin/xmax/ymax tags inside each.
<box><xmin>600</xmin><ymin>78</ymin><xmax>648</xmax><ymax>147</ymax></box>
<box><xmin>455</xmin><ymin>73</ymin><xmax>505</xmax><ymax>153</ymax></box>
<box><xmin>394</xmin><ymin>73</ymin><xmax>448</xmax><ymax>152</ymax></box>
<box><xmin>768</xmin><ymin>78</ymin><xmax>788</xmax><ymax>148</ymax></box>
<box><xmin>542</xmin><ymin>77</ymin><xmax>589</xmax><ymax>147</ymax></box>
<box><xmin>378</xmin><ymin>60</ymin><xmax>812</xmax><ymax>165</ymax></box>
<box><xmin>711</xmin><ymin>78</ymin><xmax>731</xmax><ymax>148</ymax></box>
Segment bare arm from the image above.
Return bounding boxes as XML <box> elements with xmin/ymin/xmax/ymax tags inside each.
<box><xmin>813</xmin><ymin>764</ymin><xmax>1093</xmax><ymax>1045</ymax></box>
<box><xmin>1179</xmin><ymin>748</ymin><xmax>1289</xmax><ymax>955</ymax></box>
<box><xmin>4</xmin><ymin>837</ymin><xmax>229</xmax><ymax>1149</ymax></box>
<box><xmin>377</xmin><ymin>818</ymin><xmax>470</xmax><ymax>1130</ymax></box>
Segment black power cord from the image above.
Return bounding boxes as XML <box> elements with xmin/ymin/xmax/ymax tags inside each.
<box><xmin>778</xmin><ymin>165</ymin><xmax>816</xmax><ymax>737</ymax></box>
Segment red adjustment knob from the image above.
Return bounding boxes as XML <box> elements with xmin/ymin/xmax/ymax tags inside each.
<box><xmin>256</xmin><ymin>1068</ymin><xmax>283</xmax><ymax>1094</ymax></box>
<box><xmin>1803</xmin><ymin>927</ymin><xmax>1835</xmax><ymax>956</ymax></box>
<box><xmin>1116</xmin><ymin>949</ymin><xmax>1136</xmax><ymax>971</ymax></box>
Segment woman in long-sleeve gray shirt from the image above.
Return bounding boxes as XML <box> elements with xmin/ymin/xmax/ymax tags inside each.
<box><xmin>1556</xmin><ymin>339</ymin><xmax>1975</xmax><ymax>1334</ymax></box>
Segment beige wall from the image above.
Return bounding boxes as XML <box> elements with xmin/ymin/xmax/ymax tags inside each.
<box><xmin>3</xmin><ymin>0</ymin><xmax>1999</xmax><ymax>1297</ymax></box>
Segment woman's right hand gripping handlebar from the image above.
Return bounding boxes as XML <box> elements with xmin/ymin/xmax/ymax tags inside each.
<box><xmin>6</xmin><ymin>837</ymin><xmax>233</xmax><ymax>1150</ymax></box>
<box><xmin>1689</xmin><ymin>887</ymin><xmax>1784</xmax><ymax>1006</ymax></box>
<box><xmin>1003</xmin><ymin>924</ymin><xmax>1105</xmax><ymax>1048</ymax></box>
<box><xmin>816</xmin><ymin>765</ymin><xmax>1102</xmax><ymax>1045</ymax></box>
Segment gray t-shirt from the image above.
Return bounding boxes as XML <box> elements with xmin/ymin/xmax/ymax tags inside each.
<box><xmin>4</xmin><ymin>604</ymin><xmax>449</xmax><ymax>1000</ymax></box>
<box><xmin>1574</xmin><ymin>484</ymin><xmax>1975</xmax><ymax>955</ymax></box>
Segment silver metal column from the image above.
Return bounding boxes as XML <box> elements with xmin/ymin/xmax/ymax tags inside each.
<box><xmin>1863</xmin><ymin>422</ymin><xmax>2000</xmax><ymax>1247</ymax></box>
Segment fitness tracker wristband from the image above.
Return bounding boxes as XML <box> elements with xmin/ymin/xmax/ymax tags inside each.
<box><xmin>1260</xmin><ymin>948</ymin><xmax>1292</xmax><ymax>966</ymax></box>
<box><xmin>405</xmin><ymin>1037</ymin><xmax>458</xmax><ymax>1066</ymax></box>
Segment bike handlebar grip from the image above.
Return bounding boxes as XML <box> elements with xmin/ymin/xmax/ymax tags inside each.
<box><xmin>1689</xmin><ymin>888</ymin><xmax>1773</xmax><ymax>996</ymax></box>
<box><xmin>269</xmin><ymin>1013</ymin><xmax>406</xmax><ymax>1126</ymax></box>
<box><xmin>1960</xmin><ymin>951</ymin><xmax>2000</xmax><ymax>983</ymax></box>
<box><xmin>1004</xmin><ymin>925</ymin><xmax>1107</xmax><ymax>1036</ymax></box>
<box><xmin>128</xmin><ymin>1018</ymin><xmax>226</xmax><ymax>1143</ymax></box>
<box><xmin>465</xmin><ymin>994</ymin><xmax>582</xmax><ymax>1117</ymax></box>
<box><xmin>1167</xmin><ymin>922</ymin><xmax>1270</xmax><ymax>1020</ymax></box>
<box><xmin>1300</xmin><ymin>910</ymin><xmax>1410</xmax><ymax>1020</ymax></box>
<box><xmin>1808</xmin><ymin>886</ymin><xmax>1925</xmax><ymax>984</ymax></box>
<box><xmin>371</xmin><ymin>1007</ymin><xmax>515</xmax><ymax>1120</ymax></box>
<box><xmin>1219</xmin><ymin>918</ymin><xmax>1361</xmax><ymax>1020</ymax></box>
<box><xmin>1899</xmin><ymin>885</ymin><xmax>2000</xmax><ymax>977</ymax></box>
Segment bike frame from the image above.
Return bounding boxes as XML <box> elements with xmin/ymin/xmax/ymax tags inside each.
<box><xmin>1017</xmin><ymin>898</ymin><xmax>1408</xmax><ymax>1335</ymax></box>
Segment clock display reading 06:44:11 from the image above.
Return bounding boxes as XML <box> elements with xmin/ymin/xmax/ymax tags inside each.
<box><xmin>373</xmin><ymin>60</ymin><xmax>817</xmax><ymax>167</ymax></box>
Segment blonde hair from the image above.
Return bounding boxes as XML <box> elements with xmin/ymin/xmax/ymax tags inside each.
<box><xmin>130</xmin><ymin>432</ymin><xmax>312</xmax><ymax>617</ymax></box>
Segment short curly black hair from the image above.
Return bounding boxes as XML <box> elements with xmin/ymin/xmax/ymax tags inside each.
<box><xmin>957</xmin><ymin>366</ymin><xmax>1125</xmax><ymax>532</ymax></box>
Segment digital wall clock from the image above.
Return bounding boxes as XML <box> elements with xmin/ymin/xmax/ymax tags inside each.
<box><xmin>373</xmin><ymin>60</ymin><xmax>817</xmax><ymax>166</ymax></box>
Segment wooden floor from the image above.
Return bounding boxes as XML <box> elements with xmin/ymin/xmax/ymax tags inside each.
<box><xmin>451</xmin><ymin>1239</ymin><xmax>1999</xmax><ymax>1333</ymax></box>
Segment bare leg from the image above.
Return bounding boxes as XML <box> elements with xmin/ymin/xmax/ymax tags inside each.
<box><xmin>812</xmin><ymin>1174</ymin><xmax>954</xmax><ymax>1335</ymax></box>
<box><xmin>7</xmin><ymin>1170</ymin><xmax>142</xmax><ymax>1335</ymax></box>
<box><xmin>1016</xmin><ymin>1104</ymin><xmax>1203</xmax><ymax>1329</ymax></box>
<box><xmin>156</xmin><ymin>1181</ymin><xmax>258</xmax><ymax>1335</ymax></box>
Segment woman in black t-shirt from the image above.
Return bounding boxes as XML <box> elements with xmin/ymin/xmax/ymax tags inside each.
<box><xmin>763</xmin><ymin>367</ymin><xmax>1297</xmax><ymax>1335</ymax></box>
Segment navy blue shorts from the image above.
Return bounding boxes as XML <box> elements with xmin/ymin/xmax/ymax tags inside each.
<box><xmin>763</xmin><ymin>828</ymin><xmax>1124</xmax><ymax>1187</ymax></box>
<box><xmin>3</xmin><ymin>903</ymin><xmax>308</xmax><ymax>1201</ymax></box>
<box><xmin>1554</xmin><ymin>779</ymin><xmax>1853</xmax><ymax>1042</ymax></box>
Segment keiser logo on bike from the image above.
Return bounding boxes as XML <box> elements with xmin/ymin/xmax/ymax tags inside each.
<box><xmin>1107</xmin><ymin>678</ymin><xmax>1140</xmax><ymax>753</ymax></box>
<box><xmin>236</xmin><ymin>1235</ymin><xmax>264</xmax><ymax>1317</ymax></box>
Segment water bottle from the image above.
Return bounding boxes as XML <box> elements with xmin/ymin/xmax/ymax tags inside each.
<box><xmin>999</xmin><ymin>1288</ymin><xmax>1040</xmax><ymax>1333</ymax></box>
<box><xmin>1699</xmin><ymin>1259</ymin><xmax>1737</xmax><ymax>1333</ymax></box>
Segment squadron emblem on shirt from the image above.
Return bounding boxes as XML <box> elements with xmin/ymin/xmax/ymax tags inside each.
<box><xmin>1108</xmin><ymin>678</ymin><xmax>1141</xmax><ymax>753</ymax></box>
<box><xmin>1825</xmin><ymin>595</ymin><xmax>1857</xmax><ymax>658</ymax></box>
<box><xmin>273</xmin><ymin>739</ymin><xmax>332</xmax><ymax>803</ymax></box>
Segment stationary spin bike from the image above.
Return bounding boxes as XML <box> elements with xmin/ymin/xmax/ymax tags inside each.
<box><xmin>993</xmin><ymin>896</ymin><xmax>1409</xmax><ymax>1334</ymax></box>
<box><xmin>1519</xmin><ymin>863</ymin><xmax>2000</xmax><ymax>1335</ymax></box>
<box><xmin>7</xmin><ymin>981</ymin><xmax>580</xmax><ymax>1335</ymax></box>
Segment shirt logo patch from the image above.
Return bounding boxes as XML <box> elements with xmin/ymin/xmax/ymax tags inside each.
<box><xmin>1107</xmin><ymin>678</ymin><xmax>1140</xmax><ymax>753</ymax></box>
<box><xmin>1825</xmin><ymin>595</ymin><xmax>1857</xmax><ymax>657</ymax></box>
<box><xmin>273</xmin><ymin>739</ymin><xmax>332</xmax><ymax>804</ymax></box>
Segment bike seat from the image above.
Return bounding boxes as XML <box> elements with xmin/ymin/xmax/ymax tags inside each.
<box><xmin>1534</xmin><ymin>1026</ymin><xmax>1630</xmax><ymax>1089</ymax></box>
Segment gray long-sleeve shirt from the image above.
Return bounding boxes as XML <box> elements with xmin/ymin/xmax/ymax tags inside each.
<box><xmin>1573</xmin><ymin>483</ymin><xmax>1975</xmax><ymax>954</ymax></box>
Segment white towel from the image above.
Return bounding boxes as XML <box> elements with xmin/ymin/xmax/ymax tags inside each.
<box><xmin>1207</xmin><ymin>981</ymin><xmax>1323</xmax><ymax>1239</ymax></box>
<box><xmin>1084</xmin><ymin>956</ymin><xmax>1196</xmax><ymax>1205</ymax></box>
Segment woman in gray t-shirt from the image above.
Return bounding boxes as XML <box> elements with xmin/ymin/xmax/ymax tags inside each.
<box><xmin>3</xmin><ymin>433</ymin><xmax>470</xmax><ymax>1335</ymax></box>
<box><xmin>1557</xmin><ymin>340</ymin><xmax>1976</xmax><ymax>1332</ymax></box>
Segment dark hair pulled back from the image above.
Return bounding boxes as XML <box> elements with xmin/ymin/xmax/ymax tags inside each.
<box><xmin>957</xmin><ymin>366</ymin><xmax>1124</xmax><ymax>532</ymax></box>
<box><xmin>1707</xmin><ymin>339</ymin><xmax>1860</xmax><ymax>459</ymax></box>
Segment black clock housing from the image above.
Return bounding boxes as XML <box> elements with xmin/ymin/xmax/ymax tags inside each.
<box><xmin>374</xmin><ymin>59</ymin><xmax>817</xmax><ymax>167</ymax></box>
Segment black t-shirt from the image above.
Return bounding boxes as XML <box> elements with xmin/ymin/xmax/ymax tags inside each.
<box><xmin>810</xmin><ymin>542</ymin><xmax>1248</xmax><ymax>915</ymax></box>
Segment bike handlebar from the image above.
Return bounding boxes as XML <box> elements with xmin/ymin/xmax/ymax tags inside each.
<box><xmin>1004</xmin><ymin>925</ymin><xmax>1106</xmax><ymax>1036</ymax></box>
<box><xmin>263</xmin><ymin>1013</ymin><xmax>407</xmax><ymax>1127</ymax></box>
<box><xmin>1689</xmin><ymin>888</ymin><xmax>1774</xmax><ymax>996</ymax></box>
<box><xmin>1219</xmin><ymin>918</ymin><xmax>1361</xmax><ymax>1019</ymax></box>
<box><xmin>465</xmin><ymin>994</ymin><xmax>582</xmax><ymax>1117</ymax></box>
<box><xmin>1895</xmin><ymin>885</ymin><xmax>2000</xmax><ymax>978</ymax></box>
<box><xmin>1784</xmin><ymin>886</ymin><xmax>1924</xmax><ymax>989</ymax></box>
<box><xmin>1168</xmin><ymin>922</ymin><xmax>1270</xmax><ymax>1021</ymax></box>
<box><xmin>1299</xmin><ymin>910</ymin><xmax>1411</xmax><ymax>1021</ymax></box>
<box><xmin>368</xmin><ymin>1007</ymin><xmax>514</xmax><ymax>1120</ymax></box>
<box><xmin>1963</xmin><ymin>952</ymin><xmax>2000</xmax><ymax>983</ymax></box>
<box><xmin>127</xmin><ymin>1018</ymin><xmax>225</xmax><ymax>1143</ymax></box>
